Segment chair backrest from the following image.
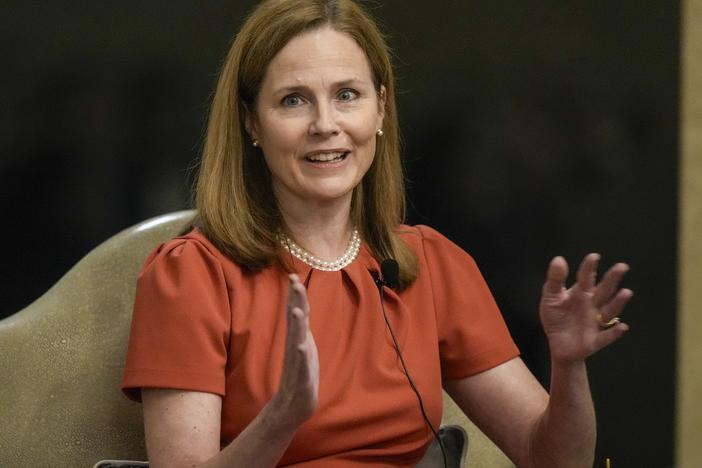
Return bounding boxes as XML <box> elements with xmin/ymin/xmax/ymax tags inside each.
<box><xmin>0</xmin><ymin>211</ymin><xmax>196</xmax><ymax>466</ymax></box>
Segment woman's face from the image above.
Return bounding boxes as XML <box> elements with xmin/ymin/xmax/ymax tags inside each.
<box><xmin>247</xmin><ymin>26</ymin><xmax>385</xmax><ymax>209</ymax></box>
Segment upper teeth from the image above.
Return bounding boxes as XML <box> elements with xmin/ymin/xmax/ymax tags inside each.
<box><xmin>307</xmin><ymin>152</ymin><xmax>345</xmax><ymax>162</ymax></box>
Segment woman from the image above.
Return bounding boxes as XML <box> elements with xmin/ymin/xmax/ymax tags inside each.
<box><xmin>122</xmin><ymin>0</ymin><xmax>632</xmax><ymax>466</ymax></box>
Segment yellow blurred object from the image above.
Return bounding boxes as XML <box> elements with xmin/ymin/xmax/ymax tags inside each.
<box><xmin>679</xmin><ymin>1</ymin><xmax>702</xmax><ymax>467</ymax></box>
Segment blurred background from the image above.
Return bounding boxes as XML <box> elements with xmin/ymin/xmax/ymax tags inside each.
<box><xmin>0</xmin><ymin>1</ymin><xmax>679</xmax><ymax>466</ymax></box>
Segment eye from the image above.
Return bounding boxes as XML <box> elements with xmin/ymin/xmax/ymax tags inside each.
<box><xmin>282</xmin><ymin>94</ymin><xmax>304</xmax><ymax>107</ymax></box>
<box><xmin>337</xmin><ymin>89</ymin><xmax>359</xmax><ymax>102</ymax></box>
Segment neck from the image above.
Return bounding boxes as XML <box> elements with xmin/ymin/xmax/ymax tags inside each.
<box><xmin>276</xmin><ymin>190</ymin><xmax>355</xmax><ymax>261</ymax></box>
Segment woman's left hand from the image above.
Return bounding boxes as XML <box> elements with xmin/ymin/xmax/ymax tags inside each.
<box><xmin>539</xmin><ymin>253</ymin><xmax>633</xmax><ymax>365</ymax></box>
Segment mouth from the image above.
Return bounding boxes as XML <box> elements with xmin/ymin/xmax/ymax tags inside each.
<box><xmin>304</xmin><ymin>151</ymin><xmax>350</xmax><ymax>164</ymax></box>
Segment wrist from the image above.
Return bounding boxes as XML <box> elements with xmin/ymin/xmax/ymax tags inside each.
<box><xmin>266</xmin><ymin>393</ymin><xmax>308</xmax><ymax>434</ymax></box>
<box><xmin>548</xmin><ymin>359</ymin><xmax>591</xmax><ymax>400</ymax></box>
<box><xmin>550</xmin><ymin>357</ymin><xmax>587</xmax><ymax>373</ymax></box>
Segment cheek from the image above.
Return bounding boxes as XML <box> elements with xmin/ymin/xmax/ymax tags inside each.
<box><xmin>353</xmin><ymin>129</ymin><xmax>377</xmax><ymax>173</ymax></box>
<box><xmin>259</xmin><ymin>114</ymin><xmax>306</xmax><ymax>152</ymax></box>
<box><xmin>347</xmin><ymin>117</ymin><xmax>380</xmax><ymax>146</ymax></box>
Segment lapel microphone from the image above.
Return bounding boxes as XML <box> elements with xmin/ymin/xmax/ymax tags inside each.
<box><xmin>376</xmin><ymin>259</ymin><xmax>399</xmax><ymax>289</ymax></box>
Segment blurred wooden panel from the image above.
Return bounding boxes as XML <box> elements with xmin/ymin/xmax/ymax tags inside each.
<box><xmin>678</xmin><ymin>0</ymin><xmax>702</xmax><ymax>466</ymax></box>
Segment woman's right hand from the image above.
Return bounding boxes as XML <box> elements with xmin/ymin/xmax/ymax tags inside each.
<box><xmin>273</xmin><ymin>274</ymin><xmax>320</xmax><ymax>428</ymax></box>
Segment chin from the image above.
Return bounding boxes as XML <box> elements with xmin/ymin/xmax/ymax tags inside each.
<box><xmin>303</xmin><ymin>177</ymin><xmax>361</xmax><ymax>201</ymax></box>
<box><xmin>310</xmin><ymin>190</ymin><xmax>355</xmax><ymax>202</ymax></box>
<box><xmin>304</xmin><ymin>185</ymin><xmax>357</xmax><ymax>202</ymax></box>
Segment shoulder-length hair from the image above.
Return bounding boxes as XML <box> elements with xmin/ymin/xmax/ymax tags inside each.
<box><xmin>195</xmin><ymin>0</ymin><xmax>417</xmax><ymax>289</ymax></box>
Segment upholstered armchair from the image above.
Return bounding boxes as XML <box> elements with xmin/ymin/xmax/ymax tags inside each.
<box><xmin>0</xmin><ymin>211</ymin><xmax>513</xmax><ymax>467</ymax></box>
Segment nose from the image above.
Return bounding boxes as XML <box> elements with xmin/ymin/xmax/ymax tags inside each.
<box><xmin>309</xmin><ymin>101</ymin><xmax>340</xmax><ymax>136</ymax></box>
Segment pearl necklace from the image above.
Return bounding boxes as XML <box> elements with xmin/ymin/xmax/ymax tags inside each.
<box><xmin>278</xmin><ymin>228</ymin><xmax>361</xmax><ymax>271</ymax></box>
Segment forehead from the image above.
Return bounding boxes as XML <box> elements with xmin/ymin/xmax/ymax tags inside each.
<box><xmin>263</xmin><ymin>27</ymin><xmax>374</xmax><ymax>88</ymax></box>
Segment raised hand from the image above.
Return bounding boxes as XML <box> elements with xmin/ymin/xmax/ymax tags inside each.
<box><xmin>274</xmin><ymin>274</ymin><xmax>320</xmax><ymax>427</ymax></box>
<box><xmin>539</xmin><ymin>254</ymin><xmax>633</xmax><ymax>365</ymax></box>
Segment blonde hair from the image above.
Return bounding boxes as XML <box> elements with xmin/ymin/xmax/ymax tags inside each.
<box><xmin>195</xmin><ymin>0</ymin><xmax>417</xmax><ymax>288</ymax></box>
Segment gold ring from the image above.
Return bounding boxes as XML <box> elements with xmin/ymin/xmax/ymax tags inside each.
<box><xmin>597</xmin><ymin>313</ymin><xmax>621</xmax><ymax>329</ymax></box>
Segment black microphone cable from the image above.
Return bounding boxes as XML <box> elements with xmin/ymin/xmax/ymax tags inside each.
<box><xmin>374</xmin><ymin>259</ymin><xmax>448</xmax><ymax>468</ymax></box>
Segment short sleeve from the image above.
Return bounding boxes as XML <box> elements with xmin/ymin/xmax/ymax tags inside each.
<box><xmin>121</xmin><ymin>237</ymin><xmax>231</xmax><ymax>401</ymax></box>
<box><xmin>416</xmin><ymin>225</ymin><xmax>519</xmax><ymax>379</ymax></box>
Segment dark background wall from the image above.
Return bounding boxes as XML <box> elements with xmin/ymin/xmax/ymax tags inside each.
<box><xmin>1</xmin><ymin>1</ymin><xmax>678</xmax><ymax>466</ymax></box>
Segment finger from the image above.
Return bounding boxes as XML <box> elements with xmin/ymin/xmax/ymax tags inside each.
<box><xmin>288</xmin><ymin>306</ymin><xmax>308</xmax><ymax>347</ymax></box>
<box><xmin>543</xmin><ymin>256</ymin><xmax>569</xmax><ymax>295</ymax></box>
<box><xmin>287</xmin><ymin>274</ymin><xmax>310</xmax><ymax>315</ymax></box>
<box><xmin>286</xmin><ymin>275</ymin><xmax>304</xmax><ymax>327</ymax></box>
<box><xmin>286</xmin><ymin>274</ymin><xmax>299</xmax><ymax>307</ymax></box>
<box><xmin>286</xmin><ymin>275</ymin><xmax>297</xmax><ymax>321</ymax></box>
<box><xmin>576</xmin><ymin>253</ymin><xmax>600</xmax><ymax>292</ymax></box>
<box><xmin>282</xmin><ymin>305</ymin><xmax>306</xmax><ymax>375</ymax></box>
<box><xmin>293</xmin><ymin>282</ymin><xmax>310</xmax><ymax>315</ymax></box>
<box><xmin>592</xmin><ymin>322</ymin><xmax>629</xmax><ymax>351</ymax></box>
<box><xmin>593</xmin><ymin>263</ymin><xmax>630</xmax><ymax>307</ymax></box>
<box><xmin>600</xmin><ymin>288</ymin><xmax>634</xmax><ymax>322</ymax></box>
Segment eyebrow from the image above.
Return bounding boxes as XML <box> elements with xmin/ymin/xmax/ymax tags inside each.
<box><xmin>272</xmin><ymin>78</ymin><xmax>369</xmax><ymax>96</ymax></box>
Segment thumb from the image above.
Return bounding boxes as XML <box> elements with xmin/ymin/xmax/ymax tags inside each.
<box><xmin>543</xmin><ymin>256</ymin><xmax>569</xmax><ymax>295</ymax></box>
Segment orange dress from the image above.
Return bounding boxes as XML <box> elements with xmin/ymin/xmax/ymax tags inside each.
<box><xmin>122</xmin><ymin>225</ymin><xmax>519</xmax><ymax>467</ymax></box>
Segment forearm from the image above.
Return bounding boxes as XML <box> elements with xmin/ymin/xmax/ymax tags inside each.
<box><xmin>530</xmin><ymin>360</ymin><xmax>596</xmax><ymax>468</ymax></box>
<box><xmin>196</xmin><ymin>396</ymin><xmax>301</xmax><ymax>468</ymax></box>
